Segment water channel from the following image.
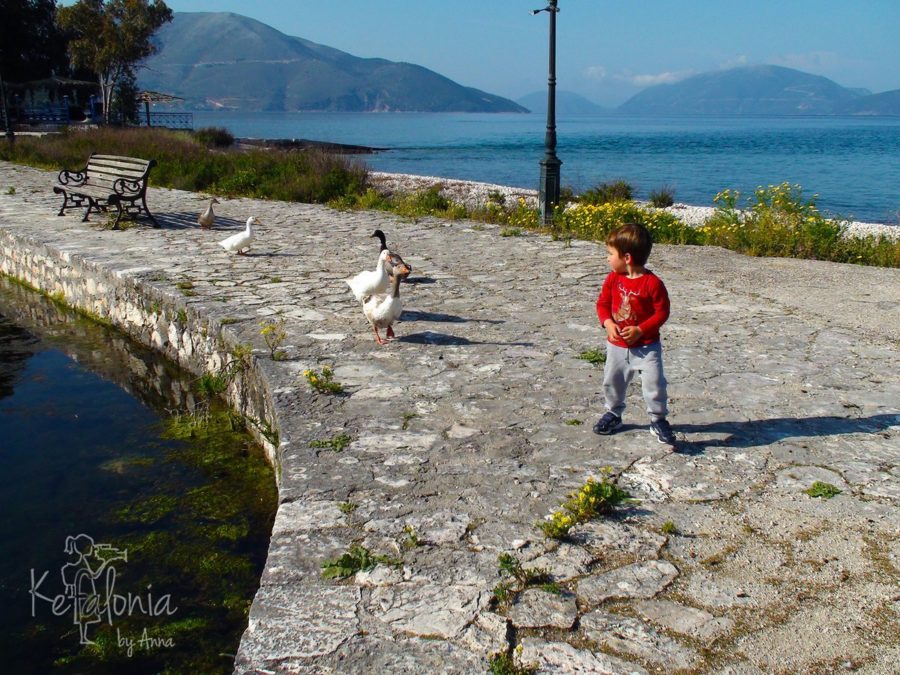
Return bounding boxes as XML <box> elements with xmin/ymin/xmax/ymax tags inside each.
<box><xmin>0</xmin><ymin>275</ymin><xmax>277</xmax><ymax>673</ymax></box>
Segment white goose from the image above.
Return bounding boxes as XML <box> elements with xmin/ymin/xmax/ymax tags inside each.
<box><xmin>372</xmin><ymin>229</ymin><xmax>411</xmax><ymax>281</ymax></box>
<box><xmin>363</xmin><ymin>262</ymin><xmax>410</xmax><ymax>344</ymax></box>
<box><xmin>345</xmin><ymin>249</ymin><xmax>391</xmax><ymax>303</ymax></box>
<box><xmin>198</xmin><ymin>197</ymin><xmax>219</xmax><ymax>229</ymax></box>
<box><xmin>219</xmin><ymin>216</ymin><xmax>259</xmax><ymax>255</ymax></box>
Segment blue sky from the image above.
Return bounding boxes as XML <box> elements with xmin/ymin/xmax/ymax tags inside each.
<box><xmin>159</xmin><ymin>0</ymin><xmax>900</xmax><ymax>107</ymax></box>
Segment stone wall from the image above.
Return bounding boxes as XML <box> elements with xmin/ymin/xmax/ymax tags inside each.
<box><xmin>0</xmin><ymin>228</ymin><xmax>281</xmax><ymax>467</ymax></box>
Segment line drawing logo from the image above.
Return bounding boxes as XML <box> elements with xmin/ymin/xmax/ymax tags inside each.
<box><xmin>30</xmin><ymin>533</ymin><xmax>178</xmax><ymax>649</ymax></box>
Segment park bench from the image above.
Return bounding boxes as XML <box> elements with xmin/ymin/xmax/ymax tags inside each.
<box><xmin>53</xmin><ymin>153</ymin><xmax>159</xmax><ymax>229</ymax></box>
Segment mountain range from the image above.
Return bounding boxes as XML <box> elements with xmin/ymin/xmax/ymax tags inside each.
<box><xmin>138</xmin><ymin>13</ymin><xmax>900</xmax><ymax>116</ymax></box>
<box><xmin>139</xmin><ymin>12</ymin><xmax>526</xmax><ymax>112</ymax></box>
<box><xmin>617</xmin><ymin>65</ymin><xmax>898</xmax><ymax>115</ymax></box>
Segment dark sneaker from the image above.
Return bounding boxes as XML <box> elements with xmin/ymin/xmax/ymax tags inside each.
<box><xmin>593</xmin><ymin>412</ymin><xmax>622</xmax><ymax>435</ymax></box>
<box><xmin>650</xmin><ymin>419</ymin><xmax>677</xmax><ymax>445</ymax></box>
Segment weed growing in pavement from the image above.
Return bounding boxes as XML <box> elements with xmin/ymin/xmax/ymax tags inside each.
<box><xmin>577</xmin><ymin>348</ymin><xmax>606</xmax><ymax>366</ymax></box>
<box><xmin>491</xmin><ymin>553</ymin><xmax>553</xmax><ymax>611</ymax></box>
<box><xmin>321</xmin><ymin>545</ymin><xmax>375</xmax><ymax>579</ymax></box>
<box><xmin>176</xmin><ymin>280</ymin><xmax>196</xmax><ymax>296</ymax></box>
<box><xmin>497</xmin><ymin>553</ymin><xmax>551</xmax><ymax>587</ymax></box>
<box><xmin>5</xmin><ymin>186</ymin><xmax>15</xmax><ymax>195</ymax></box>
<box><xmin>488</xmin><ymin>646</ymin><xmax>539</xmax><ymax>675</ymax></box>
<box><xmin>804</xmin><ymin>481</ymin><xmax>842</xmax><ymax>499</ymax></box>
<box><xmin>402</xmin><ymin>525</ymin><xmax>421</xmax><ymax>549</ymax></box>
<box><xmin>321</xmin><ymin>545</ymin><xmax>401</xmax><ymax>579</ymax></box>
<box><xmin>259</xmin><ymin>317</ymin><xmax>288</xmax><ymax>360</ymax></box>
<box><xmin>499</xmin><ymin>226</ymin><xmax>523</xmax><ymax>237</ymax></box>
<box><xmin>303</xmin><ymin>366</ymin><xmax>344</xmax><ymax>394</ymax></box>
<box><xmin>661</xmin><ymin>520</ymin><xmax>679</xmax><ymax>535</ymax></box>
<box><xmin>565</xmin><ymin>419</ymin><xmax>583</xmax><ymax>426</ymax></box>
<box><xmin>309</xmin><ymin>433</ymin><xmax>352</xmax><ymax>452</ymax></box>
<box><xmin>401</xmin><ymin>412</ymin><xmax>417</xmax><ymax>430</ymax></box>
<box><xmin>492</xmin><ymin>581</ymin><xmax>513</xmax><ymax>605</ymax></box>
<box><xmin>539</xmin><ymin>469</ymin><xmax>632</xmax><ymax>540</ymax></box>
<box><xmin>337</xmin><ymin>501</ymin><xmax>358</xmax><ymax>515</ymax></box>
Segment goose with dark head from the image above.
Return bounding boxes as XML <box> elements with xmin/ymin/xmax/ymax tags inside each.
<box><xmin>372</xmin><ymin>229</ymin><xmax>411</xmax><ymax>281</ymax></box>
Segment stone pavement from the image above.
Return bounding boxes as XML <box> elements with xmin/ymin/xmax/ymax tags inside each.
<box><xmin>1</xmin><ymin>160</ymin><xmax>898</xmax><ymax>674</ymax></box>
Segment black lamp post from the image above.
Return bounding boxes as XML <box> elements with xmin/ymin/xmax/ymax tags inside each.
<box><xmin>532</xmin><ymin>0</ymin><xmax>560</xmax><ymax>224</ymax></box>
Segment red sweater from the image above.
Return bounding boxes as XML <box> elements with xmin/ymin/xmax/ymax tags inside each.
<box><xmin>596</xmin><ymin>271</ymin><xmax>670</xmax><ymax>347</ymax></box>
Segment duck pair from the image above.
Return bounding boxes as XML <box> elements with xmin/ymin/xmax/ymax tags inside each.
<box><xmin>346</xmin><ymin>230</ymin><xmax>412</xmax><ymax>345</ymax></box>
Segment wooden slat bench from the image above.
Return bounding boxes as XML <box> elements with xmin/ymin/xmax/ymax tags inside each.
<box><xmin>53</xmin><ymin>153</ymin><xmax>159</xmax><ymax>229</ymax></box>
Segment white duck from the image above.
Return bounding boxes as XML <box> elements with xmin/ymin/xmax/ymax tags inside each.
<box><xmin>363</xmin><ymin>262</ymin><xmax>410</xmax><ymax>344</ymax></box>
<box><xmin>345</xmin><ymin>249</ymin><xmax>391</xmax><ymax>303</ymax></box>
<box><xmin>219</xmin><ymin>216</ymin><xmax>259</xmax><ymax>255</ymax></box>
<box><xmin>198</xmin><ymin>197</ymin><xmax>219</xmax><ymax>229</ymax></box>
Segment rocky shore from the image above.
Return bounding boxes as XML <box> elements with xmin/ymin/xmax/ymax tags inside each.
<box><xmin>370</xmin><ymin>171</ymin><xmax>900</xmax><ymax>239</ymax></box>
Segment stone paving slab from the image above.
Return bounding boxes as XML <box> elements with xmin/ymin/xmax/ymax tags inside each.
<box><xmin>1</xmin><ymin>161</ymin><xmax>898</xmax><ymax>673</ymax></box>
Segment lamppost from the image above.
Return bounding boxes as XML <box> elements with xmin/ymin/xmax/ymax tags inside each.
<box><xmin>532</xmin><ymin>0</ymin><xmax>560</xmax><ymax>224</ymax></box>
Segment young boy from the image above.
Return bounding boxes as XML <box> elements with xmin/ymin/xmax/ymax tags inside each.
<box><xmin>593</xmin><ymin>223</ymin><xmax>676</xmax><ymax>445</ymax></box>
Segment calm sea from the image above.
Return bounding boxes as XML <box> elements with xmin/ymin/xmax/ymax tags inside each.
<box><xmin>192</xmin><ymin>111</ymin><xmax>900</xmax><ymax>224</ymax></box>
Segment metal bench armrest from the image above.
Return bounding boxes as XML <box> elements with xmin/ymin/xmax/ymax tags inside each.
<box><xmin>112</xmin><ymin>176</ymin><xmax>143</xmax><ymax>196</ymax></box>
<box><xmin>58</xmin><ymin>169</ymin><xmax>87</xmax><ymax>186</ymax></box>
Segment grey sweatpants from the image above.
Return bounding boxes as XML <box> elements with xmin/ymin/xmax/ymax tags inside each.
<box><xmin>603</xmin><ymin>341</ymin><xmax>668</xmax><ymax>422</ymax></box>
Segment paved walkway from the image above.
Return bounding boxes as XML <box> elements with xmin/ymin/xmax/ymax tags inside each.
<box><xmin>1</xmin><ymin>161</ymin><xmax>898</xmax><ymax>674</ymax></box>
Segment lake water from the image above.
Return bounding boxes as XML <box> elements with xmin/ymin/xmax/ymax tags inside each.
<box><xmin>191</xmin><ymin>111</ymin><xmax>900</xmax><ymax>224</ymax></box>
<box><xmin>0</xmin><ymin>277</ymin><xmax>277</xmax><ymax>673</ymax></box>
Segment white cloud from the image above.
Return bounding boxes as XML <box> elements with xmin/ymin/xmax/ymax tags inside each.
<box><xmin>719</xmin><ymin>55</ymin><xmax>750</xmax><ymax>70</ymax></box>
<box><xmin>614</xmin><ymin>70</ymin><xmax>690</xmax><ymax>87</ymax></box>
<box><xmin>583</xmin><ymin>65</ymin><xmax>607</xmax><ymax>81</ymax></box>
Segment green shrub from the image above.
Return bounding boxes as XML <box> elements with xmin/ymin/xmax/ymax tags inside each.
<box><xmin>649</xmin><ymin>185</ymin><xmax>675</xmax><ymax>208</ymax></box>
<box><xmin>560</xmin><ymin>200</ymin><xmax>701</xmax><ymax>246</ymax></box>
<box><xmin>579</xmin><ymin>179</ymin><xmax>633</xmax><ymax>205</ymax></box>
<box><xmin>699</xmin><ymin>183</ymin><xmax>900</xmax><ymax>266</ymax></box>
<box><xmin>194</xmin><ymin>126</ymin><xmax>235</xmax><ymax>148</ymax></box>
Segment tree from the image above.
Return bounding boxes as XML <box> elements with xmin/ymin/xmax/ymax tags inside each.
<box><xmin>0</xmin><ymin>0</ymin><xmax>69</xmax><ymax>83</ymax></box>
<box><xmin>56</xmin><ymin>0</ymin><xmax>172</xmax><ymax>124</ymax></box>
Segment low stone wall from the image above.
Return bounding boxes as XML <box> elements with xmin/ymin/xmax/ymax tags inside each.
<box><xmin>0</xmin><ymin>228</ymin><xmax>280</xmax><ymax>465</ymax></box>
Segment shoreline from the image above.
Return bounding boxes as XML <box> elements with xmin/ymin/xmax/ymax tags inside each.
<box><xmin>368</xmin><ymin>170</ymin><xmax>899</xmax><ymax>239</ymax></box>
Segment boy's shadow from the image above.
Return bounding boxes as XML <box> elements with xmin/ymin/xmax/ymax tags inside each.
<box><xmin>674</xmin><ymin>413</ymin><xmax>898</xmax><ymax>456</ymax></box>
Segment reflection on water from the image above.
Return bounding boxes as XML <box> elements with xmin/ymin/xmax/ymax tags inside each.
<box><xmin>0</xmin><ymin>276</ymin><xmax>277</xmax><ymax>674</ymax></box>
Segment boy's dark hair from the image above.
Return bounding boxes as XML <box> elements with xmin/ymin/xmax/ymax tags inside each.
<box><xmin>606</xmin><ymin>223</ymin><xmax>652</xmax><ymax>266</ymax></box>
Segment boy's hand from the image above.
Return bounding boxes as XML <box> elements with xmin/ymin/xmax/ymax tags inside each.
<box><xmin>619</xmin><ymin>325</ymin><xmax>643</xmax><ymax>345</ymax></box>
<box><xmin>604</xmin><ymin>320</ymin><xmax>621</xmax><ymax>342</ymax></box>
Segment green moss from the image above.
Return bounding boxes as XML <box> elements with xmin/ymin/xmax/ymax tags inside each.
<box><xmin>804</xmin><ymin>481</ymin><xmax>842</xmax><ymax>499</ymax></box>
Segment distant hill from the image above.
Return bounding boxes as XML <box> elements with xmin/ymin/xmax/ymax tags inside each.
<box><xmin>516</xmin><ymin>90</ymin><xmax>609</xmax><ymax>115</ymax></box>
<box><xmin>138</xmin><ymin>12</ymin><xmax>527</xmax><ymax>113</ymax></box>
<box><xmin>618</xmin><ymin>65</ymin><xmax>865</xmax><ymax>115</ymax></box>
<box><xmin>837</xmin><ymin>89</ymin><xmax>900</xmax><ymax>115</ymax></box>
